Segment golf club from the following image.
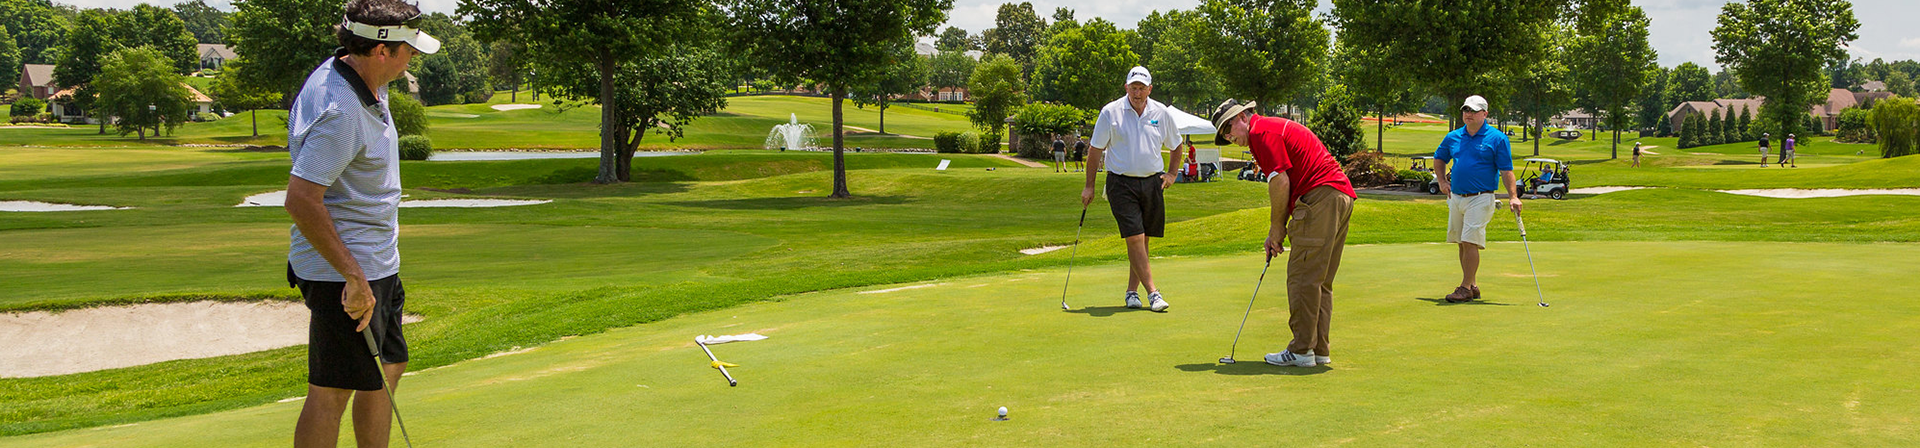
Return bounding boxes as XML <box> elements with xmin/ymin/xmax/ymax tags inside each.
<box><xmin>1219</xmin><ymin>253</ymin><xmax>1275</xmax><ymax>364</ymax></box>
<box><xmin>1059</xmin><ymin>204</ymin><xmax>1088</xmax><ymax>310</ymax></box>
<box><xmin>697</xmin><ymin>339</ymin><xmax>738</xmax><ymax>387</ymax></box>
<box><xmin>1515</xmin><ymin>211</ymin><xmax>1549</xmax><ymax>308</ymax></box>
<box><xmin>360</xmin><ymin>323</ymin><xmax>414</xmax><ymax>448</ymax></box>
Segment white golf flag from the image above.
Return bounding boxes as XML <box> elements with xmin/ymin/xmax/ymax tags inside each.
<box><xmin>696</xmin><ymin>333</ymin><xmax>768</xmax><ymax>345</ymax></box>
<box><xmin>936</xmin><ymin>159</ymin><xmax>951</xmax><ymax>171</ymax></box>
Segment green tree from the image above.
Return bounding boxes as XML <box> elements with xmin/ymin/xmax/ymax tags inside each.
<box><xmin>0</xmin><ymin>25</ymin><xmax>18</xmax><ymax>84</ymax></box>
<box><xmin>95</xmin><ymin>46</ymin><xmax>192</xmax><ymax>140</ymax></box>
<box><xmin>1827</xmin><ymin>58</ymin><xmax>1864</xmax><ymax>89</ymax></box>
<box><xmin>980</xmin><ymin>2</ymin><xmax>1045</xmax><ymax>78</ymax></box>
<box><xmin>1332</xmin><ymin>0</ymin><xmax>1564</xmax><ymax>129</ymax></box>
<box><xmin>1869</xmin><ymin>95</ymin><xmax>1917</xmax><ymax>157</ymax></box>
<box><xmin>1886</xmin><ymin>71</ymin><xmax>1917</xmax><ymax>97</ymax></box>
<box><xmin>172</xmin><ymin>0</ymin><xmax>230</xmax><ymax>44</ymax></box>
<box><xmin>207</xmin><ymin>57</ymin><xmax>282</xmax><ymax>137</ymax></box>
<box><xmin>487</xmin><ymin>40</ymin><xmax>527</xmax><ymax>101</ymax></box>
<box><xmin>1131</xmin><ymin>10</ymin><xmax>1177</xmax><ymax>68</ymax></box>
<box><xmin>539</xmin><ymin>45</ymin><xmax>731</xmax><ymax>181</ymax></box>
<box><xmin>387</xmin><ymin>86</ymin><xmax>428</xmax><ymax>136</ymax></box>
<box><xmin>936</xmin><ymin>26</ymin><xmax>974</xmax><ymax>51</ymax></box>
<box><xmin>1031</xmin><ymin>18</ymin><xmax>1135</xmax><ymax>111</ymax></box>
<box><xmin>722</xmin><ymin>0</ymin><xmax>949</xmax><ymax>198</ymax></box>
<box><xmin>1</xmin><ymin>0</ymin><xmax>70</xmax><ymax>64</ymax></box>
<box><xmin>1738</xmin><ymin>105</ymin><xmax>1753</xmax><ymax>142</ymax></box>
<box><xmin>1666</xmin><ymin>62</ymin><xmax>1714</xmax><ymax>104</ymax></box>
<box><xmin>1712</xmin><ymin>0</ymin><xmax>1859</xmax><ymax>139</ymax></box>
<box><xmin>1706</xmin><ymin>108</ymin><xmax>1723</xmax><ymax>146</ymax></box>
<box><xmin>851</xmin><ymin>40</ymin><xmax>929</xmax><ymax>134</ymax></box>
<box><xmin>927</xmin><ymin>49</ymin><xmax>975</xmax><ymax>95</ymax></box>
<box><xmin>229</xmin><ymin>0</ymin><xmax>340</xmax><ymax>104</ymax></box>
<box><xmin>967</xmin><ymin>54</ymin><xmax>1027</xmax><ymax>152</ymax></box>
<box><xmin>54</xmin><ymin>9</ymin><xmax>121</xmax><ymax>134</ymax></box>
<box><xmin>1636</xmin><ymin>66</ymin><xmax>1668</xmax><ymax>129</ymax></box>
<box><xmin>1309</xmin><ymin>84</ymin><xmax>1366</xmax><ymax>162</ymax></box>
<box><xmin>1499</xmin><ymin>27</ymin><xmax>1573</xmax><ymax>156</ymax></box>
<box><xmin>1145</xmin><ymin>11</ymin><xmax>1224</xmax><ymax>112</ymax></box>
<box><xmin>121</xmin><ymin>4</ymin><xmax>200</xmax><ymax>74</ymax></box>
<box><xmin>1654</xmin><ymin>110</ymin><xmax>1672</xmax><ymax>137</ymax></box>
<box><xmin>412</xmin><ymin>14</ymin><xmax>489</xmax><ymax>106</ymax></box>
<box><xmin>465</xmin><ymin>0</ymin><xmax>708</xmax><ymax>184</ymax></box>
<box><xmin>1569</xmin><ymin>3</ymin><xmax>1656</xmax><ymax>158</ymax></box>
<box><xmin>1195</xmin><ymin>0</ymin><xmax>1328</xmax><ymax>113</ymax></box>
<box><xmin>1713</xmin><ymin>69</ymin><xmax>1749</xmax><ymax>99</ymax></box>
<box><xmin>10</xmin><ymin>97</ymin><xmax>43</xmax><ymax>116</ymax></box>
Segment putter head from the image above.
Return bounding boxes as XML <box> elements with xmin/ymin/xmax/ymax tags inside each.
<box><xmin>1219</xmin><ymin>356</ymin><xmax>1236</xmax><ymax>364</ymax></box>
<box><xmin>1540</xmin><ymin>302</ymin><xmax>1550</xmax><ymax>308</ymax></box>
<box><xmin>1061</xmin><ymin>303</ymin><xmax>1070</xmax><ymax>310</ymax></box>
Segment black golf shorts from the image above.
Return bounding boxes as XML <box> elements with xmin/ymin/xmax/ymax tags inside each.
<box><xmin>1106</xmin><ymin>172</ymin><xmax>1166</xmax><ymax>238</ymax></box>
<box><xmin>290</xmin><ymin>265</ymin><xmax>408</xmax><ymax>391</ymax></box>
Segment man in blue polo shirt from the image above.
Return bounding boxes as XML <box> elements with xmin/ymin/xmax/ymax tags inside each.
<box><xmin>1434</xmin><ymin>95</ymin><xmax>1521</xmax><ymax>303</ymax></box>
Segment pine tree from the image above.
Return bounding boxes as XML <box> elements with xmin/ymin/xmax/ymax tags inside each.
<box><xmin>1656</xmin><ymin>112</ymin><xmax>1672</xmax><ymax>137</ymax></box>
<box><xmin>1707</xmin><ymin>108</ymin><xmax>1724</xmax><ymax>146</ymax></box>
<box><xmin>1680</xmin><ymin>113</ymin><xmax>1699</xmax><ymax>148</ymax></box>
<box><xmin>1738</xmin><ymin>106</ymin><xmax>1753</xmax><ymax>142</ymax></box>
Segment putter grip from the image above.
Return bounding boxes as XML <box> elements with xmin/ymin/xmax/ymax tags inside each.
<box><xmin>362</xmin><ymin>329</ymin><xmax>381</xmax><ymax>358</ymax></box>
<box><xmin>1515</xmin><ymin>214</ymin><xmax>1527</xmax><ymax>236</ymax></box>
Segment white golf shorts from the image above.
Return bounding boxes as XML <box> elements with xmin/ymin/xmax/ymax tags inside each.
<box><xmin>1447</xmin><ymin>193</ymin><xmax>1496</xmax><ymax>248</ymax></box>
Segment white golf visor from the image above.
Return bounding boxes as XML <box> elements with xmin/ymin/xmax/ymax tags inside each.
<box><xmin>343</xmin><ymin>16</ymin><xmax>441</xmax><ymax>54</ymax></box>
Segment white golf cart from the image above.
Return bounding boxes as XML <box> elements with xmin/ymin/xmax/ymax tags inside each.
<box><xmin>1515</xmin><ymin>158</ymin><xmax>1571</xmax><ymax>200</ymax></box>
<box><xmin>1409</xmin><ymin>156</ymin><xmax>1441</xmax><ymax>194</ymax></box>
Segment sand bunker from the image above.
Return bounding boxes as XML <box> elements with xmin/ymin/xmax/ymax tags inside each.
<box><xmin>1715</xmin><ymin>188</ymin><xmax>1920</xmax><ymax>199</ymax></box>
<box><xmin>1020</xmin><ymin>245</ymin><xmax>1068</xmax><ymax>255</ymax></box>
<box><xmin>859</xmin><ymin>283</ymin><xmax>943</xmax><ymax>294</ymax></box>
<box><xmin>491</xmin><ymin>104</ymin><xmax>542</xmax><ymax>111</ymax></box>
<box><xmin>237</xmin><ymin>191</ymin><xmax>549</xmax><ymax>208</ymax></box>
<box><xmin>1568</xmin><ymin>186</ymin><xmax>1651</xmax><ymax>195</ymax></box>
<box><xmin>0</xmin><ymin>301</ymin><xmax>422</xmax><ymax>378</ymax></box>
<box><xmin>428</xmin><ymin>151</ymin><xmax>689</xmax><ymax>161</ymax></box>
<box><xmin>0</xmin><ymin>201</ymin><xmax>128</xmax><ymax>212</ymax></box>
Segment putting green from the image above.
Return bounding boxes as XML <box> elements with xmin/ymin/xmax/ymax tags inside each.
<box><xmin>11</xmin><ymin>241</ymin><xmax>1916</xmax><ymax>446</ymax></box>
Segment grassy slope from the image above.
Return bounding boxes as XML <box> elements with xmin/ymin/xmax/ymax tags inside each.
<box><xmin>8</xmin><ymin>241</ymin><xmax>1918</xmax><ymax>446</ymax></box>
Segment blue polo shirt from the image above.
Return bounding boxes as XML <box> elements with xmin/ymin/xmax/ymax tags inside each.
<box><xmin>1434</xmin><ymin>123</ymin><xmax>1513</xmax><ymax>194</ymax></box>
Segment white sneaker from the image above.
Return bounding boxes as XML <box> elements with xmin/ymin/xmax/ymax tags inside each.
<box><xmin>1147</xmin><ymin>291</ymin><xmax>1169</xmax><ymax>312</ymax></box>
<box><xmin>1264</xmin><ymin>351</ymin><xmax>1316</xmax><ymax>367</ymax></box>
<box><xmin>1315</xmin><ymin>355</ymin><xmax>1331</xmax><ymax>365</ymax></box>
<box><xmin>1124</xmin><ymin>291</ymin><xmax>1143</xmax><ymax>309</ymax></box>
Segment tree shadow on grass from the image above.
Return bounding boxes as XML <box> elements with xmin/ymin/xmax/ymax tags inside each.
<box><xmin>666</xmin><ymin>195</ymin><xmax>910</xmax><ymax>210</ymax></box>
<box><xmin>1174</xmin><ymin>362</ymin><xmax>1331</xmax><ymax>376</ymax></box>
<box><xmin>1414</xmin><ymin>297</ymin><xmax>1512</xmax><ymax>306</ymax></box>
<box><xmin>1062</xmin><ymin>305</ymin><xmax>1150</xmax><ymax>317</ymax></box>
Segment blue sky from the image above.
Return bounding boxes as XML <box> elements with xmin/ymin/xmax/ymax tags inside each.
<box><xmin>80</xmin><ymin>0</ymin><xmax>1920</xmax><ymax>70</ymax></box>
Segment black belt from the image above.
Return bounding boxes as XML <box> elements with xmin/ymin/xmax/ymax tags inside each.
<box><xmin>1456</xmin><ymin>191</ymin><xmax>1491</xmax><ymax>196</ymax></box>
<box><xmin>1107</xmin><ymin>172</ymin><xmax>1163</xmax><ymax>180</ymax></box>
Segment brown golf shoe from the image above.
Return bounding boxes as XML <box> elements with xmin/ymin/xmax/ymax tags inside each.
<box><xmin>1445</xmin><ymin>286</ymin><xmax>1475</xmax><ymax>303</ymax></box>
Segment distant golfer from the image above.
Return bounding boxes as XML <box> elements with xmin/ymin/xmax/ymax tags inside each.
<box><xmin>284</xmin><ymin>0</ymin><xmax>438</xmax><ymax>446</ymax></box>
<box><xmin>1072</xmin><ymin>137</ymin><xmax>1088</xmax><ymax>172</ymax></box>
<box><xmin>1632</xmin><ymin>142</ymin><xmax>1642</xmax><ymax>167</ymax></box>
<box><xmin>1083</xmin><ymin>66</ymin><xmax>1181</xmax><ymax>312</ymax></box>
<box><xmin>1052</xmin><ymin>134</ymin><xmax>1068</xmax><ymax>172</ymax></box>
<box><xmin>1436</xmin><ymin>95</ymin><xmax>1521</xmax><ymax>303</ymax></box>
<box><xmin>1781</xmin><ymin>134</ymin><xmax>1796</xmax><ymax>168</ymax></box>
<box><xmin>1758</xmin><ymin>132</ymin><xmax>1770</xmax><ymax>166</ymax></box>
<box><xmin>1211</xmin><ymin>99</ymin><xmax>1356</xmax><ymax>367</ymax></box>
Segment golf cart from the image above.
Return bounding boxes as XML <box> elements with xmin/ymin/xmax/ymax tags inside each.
<box><xmin>1515</xmin><ymin>158</ymin><xmax>1571</xmax><ymax>200</ymax></box>
<box><xmin>1408</xmin><ymin>156</ymin><xmax>1441</xmax><ymax>194</ymax></box>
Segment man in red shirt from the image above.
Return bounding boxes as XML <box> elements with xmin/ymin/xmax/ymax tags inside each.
<box><xmin>1211</xmin><ymin>99</ymin><xmax>1356</xmax><ymax>368</ymax></box>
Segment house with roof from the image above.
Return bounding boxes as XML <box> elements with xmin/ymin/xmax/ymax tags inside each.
<box><xmin>17</xmin><ymin>64</ymin><xmax>57</xmax><ymax>100</ymax></box>
<box><xmin>1665</xmin><ymin>98</ymin><xmax>1765</xmax><ymax>134</ymax></box>
<box><xmin>197</xmin><ymin>44</ymin><xmax>236</xmax><ymax>71</ymax></box>
<box><xmin>1860</xmin><ymin>80</ymin><xmax>1887</xmax><ymax>92</ymax></box>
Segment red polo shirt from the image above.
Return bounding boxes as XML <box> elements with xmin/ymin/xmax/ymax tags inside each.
<box><xmin>1247</xmin><ymin>115</ymin><xmax>1356</xmax><ymax>215</ymax></box>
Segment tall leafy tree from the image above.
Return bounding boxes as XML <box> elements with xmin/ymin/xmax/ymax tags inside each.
<box><xmin>1031</xmin><ymin>18</ymin><xmax>1135</xmax><ymax>111</ymax></box>
<box><xmin>1869</xmin><ymin>96</ymin><xmax>1917</xmax><ymax>158</ymax></box>
<box><xmin>412</xmin><ymin>13</ymin><xmax>489</xmax><ymax>106</ymax></box>
<box><xmin>979</xmin><ymin>2</ymin><xmax>1044</xmax><ymax>78</ymax></box>
<box><xmin>1332</xmin><ymin>0</ymin><xmax>1564</xmax><ymax>129</ymax></box>
<box><xmin>1712</xmin><ymin>70</ymin><xmax>1748</xmax><ymax>99</ymax></box>
<box><xmin>1308</xmin><ymin>83</ymin><xmax>1365</xmax><ymax>162</ymax></box>
<box><xmin>229</xmin><ymin>0</ymin><xmax>339</xmax><ymax>104</ymax></box>
<box><xmin>465</xmin><ymin>0</ymin><xmax>707</xmax><ymax>184</ymax></box>
<box><xmin>121</xmin><ymin>4</ymin><xmax>200</xmax><ymax>74</ymax></box>
<box><xmin>1636</xmin><ymin>66</ymin><xmax>1668</xmax><ymax>129</ymax></box>
<box><xmin>935</xmin><ymin>26</ymin><xmax>974</xmax><ymax>51</ymax></box>
<box><xmin>0</xmin><ymin>25</ymin><xmax>18</xmax><ymax>84</ymax></box>
<box><xmin>1194</xmin><ymin>0</ymin><xmax>1328</xmax><ymax>114</ymax></box>
<box><xmin>1130</xmin><ymin>9</ymin><xmax>1175</xmax><ymax>66</ymax></box>
<box><xmin>1665</xmin><ymin>62</ymin><xmax>1714</xmax><ymax>105</ymax></box>
<box><xmin>1568</xmin><ymin>3</ymin><xmax>1656</xmax><ymax>158</ymax></box>
<box><xmin>172</xmin><ymin>0</ymin><xmax>230</xmax><ymax>44</ymax></box>
<box><xmin>208</xmin><ymin>57</ymin><xmax>282</xmax><ymax>137</ymax></box>
<box><xmin>486</xmin><ymin>40</ymin><xmax>526</xmax><ymax>101</ymax></box>
<box><xmin>851</xmin><ymin>39</ymin><xmax>929</xmax><ymax>134</ymax></box>
<box><xmin>1145</xmin><ymin>11</ymin><xmax>1224</xmax><ymax>113</ymax></box>
<box><xmin>927</xmin><ymin>49</ymin><xmax>975</xmax><ymax>94</ymax></box>
<box><xmin>1712</xmin><ymin>0</ymin><xmax>1858</xmax><ymax>139</ymax></box>
<box><xmin>1501</xmin><ymin>27</ymin><xmax>1573</xmax><ymax>156</ymax></box>
<box><xmin>539</xmin><ymin>45</ymin><xmax>731</xmax><ymax>181</ymax></box>
<box><xmin>53</xmin><ymin>9</ymin><xmax>120</xmax><ymax>133</ymax></box>
<box><xmin>967</xmin><ymin>54</ymin><xmax>1026</xmax><ymax>150</ymax></box>
<box><xmin>724</xmin><ymin>0</ymin><xmax>949</xmax><ymax>198</ymax></box>
<box><xmin>1</xmin><ymin>0</ymin><xmax>69</xmax><ymax>63</ymax></box>
<box><xmin>95</xmin><ymin>46</ymin><xmax>192</xmax><ymax>140</ymax></box>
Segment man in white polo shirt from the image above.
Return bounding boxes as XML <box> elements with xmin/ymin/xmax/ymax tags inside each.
<box><xmin>284</xmin><ymin>0</ymin><xmax>438</xmax><ymax>446</ymax></box>
<box><xmin>1082</xmin><ymin>66</ymin><xmax>1181</xmax><ymax>312</ymax></box>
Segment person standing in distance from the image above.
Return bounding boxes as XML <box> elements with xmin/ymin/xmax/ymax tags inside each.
<box><xmin>1436</xmin><ymin>95</ymin><xmax>1522</xmax><ymax>303</ymax></box>
<box><xmin>1082</xmin><ymin>66</ymin><xmax>1182</xmax><ymax>312</ymax></box>
<box><xmin>285</xmin><ymin>0</ymin><xmax>438</xmax><ymax>446</ymax></box>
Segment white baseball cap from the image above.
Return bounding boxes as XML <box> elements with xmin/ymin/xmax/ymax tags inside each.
<box><xmin>1461</xmin><ymin>95</ymin><xmax>1488</xmax><ymax>112</ymax></box>
<box><xmin>343</xmin><ymin>15</ymin><xmax>441</xmax><ymax>54</ymax></box>
<box><xmin>1126</xmin><ymin>66</ymin><xmax>1152</xmax><ymax>86</ymax></box>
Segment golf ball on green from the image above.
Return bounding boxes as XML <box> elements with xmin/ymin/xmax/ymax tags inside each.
<box><xmin>998</xmin><ymin>407</ymin><xmax>1008</xmax><ymax>418</ymax></box>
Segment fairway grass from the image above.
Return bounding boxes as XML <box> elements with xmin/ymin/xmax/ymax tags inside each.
<box><xmin>8</xmin><ymin>241</ymin><xmax>1917</xmax><ymax>446</ymax></box>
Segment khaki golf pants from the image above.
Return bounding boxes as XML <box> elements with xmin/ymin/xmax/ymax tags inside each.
<box><xmin>1285</xmin><ymin>186</ymin><xmax>1354</xmax><ymax>357</ymax></box>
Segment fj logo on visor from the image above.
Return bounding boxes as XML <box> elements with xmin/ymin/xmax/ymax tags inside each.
<box><xmin>378</xmin><ymin>29</ymin><xmax>389</xmax><ymax>39</ymax></box>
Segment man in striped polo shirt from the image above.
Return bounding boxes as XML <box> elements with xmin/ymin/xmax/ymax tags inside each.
<box><xmin>284</xmin><ymin>0</ymin><xmax>438</xmax><ymax>445</ymax></box>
